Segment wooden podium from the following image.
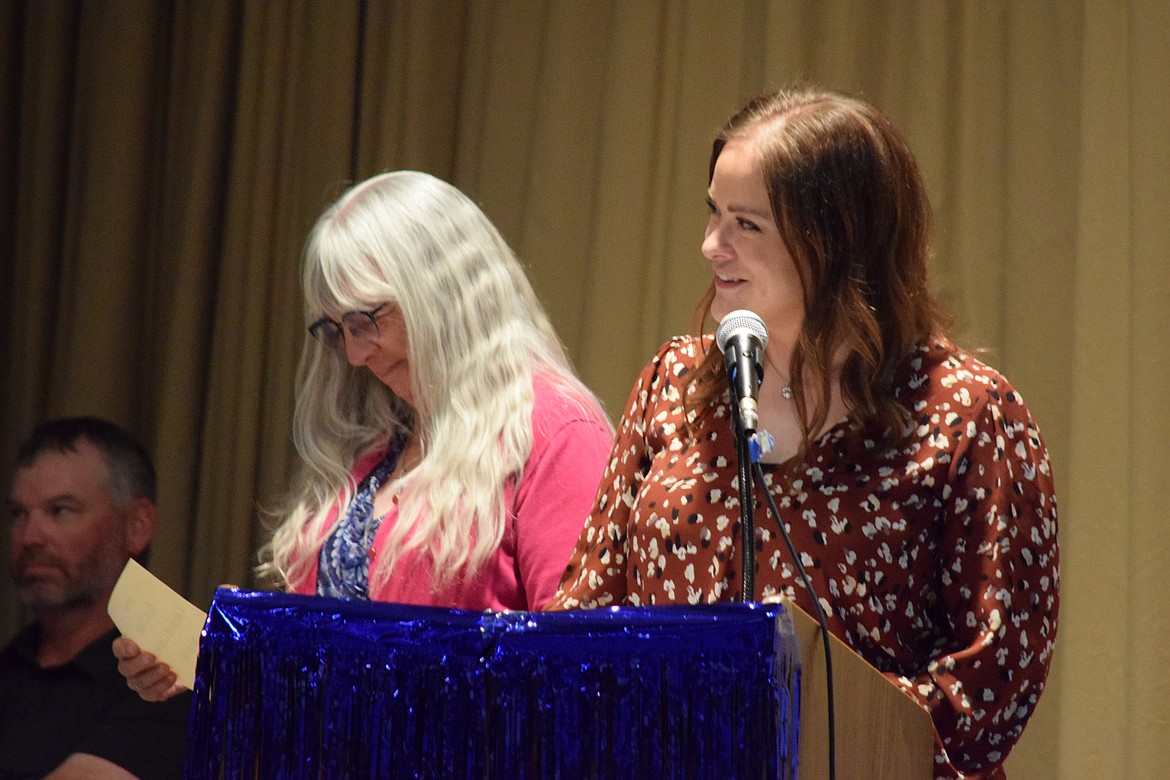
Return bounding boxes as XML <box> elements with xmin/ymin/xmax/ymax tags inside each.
<box><xmin>784</xmin><ymin>598</ymin><xmax>935</xmax><ymax>779</ymax></box>
<box><xmin>185</xmin><ymin>589</ymin><xmax>934</xmax><ymax>778</ymax></box>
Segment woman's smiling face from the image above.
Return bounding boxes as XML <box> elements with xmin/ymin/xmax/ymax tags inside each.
<box><xmin>701</xmin><ymin>139</ymin><xmax>804</xmax><ymax>345</ymax></box>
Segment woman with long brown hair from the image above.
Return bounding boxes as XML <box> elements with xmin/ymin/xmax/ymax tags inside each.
<box><xmin>550</xmin><ymin>87</ymin><xmax>1059</xmax><ymax>779</ymax></box>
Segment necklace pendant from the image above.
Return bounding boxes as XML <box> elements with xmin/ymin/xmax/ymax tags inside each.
<box><xmin>781</xmin><ymin>384</ymin><xmax>793</xmax><ymax>400</ymax></box>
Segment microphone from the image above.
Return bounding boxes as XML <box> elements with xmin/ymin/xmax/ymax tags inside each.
<box><xmin>716</xmin><ymin>310</ymin><xmax>768</xmax><ymax>435</ymax></box>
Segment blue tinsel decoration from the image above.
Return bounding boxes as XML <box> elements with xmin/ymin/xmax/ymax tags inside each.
<box><xmin>186</xmin><ymin>589</ymin><xmax>800</xmax><ymax>779</ymax></box>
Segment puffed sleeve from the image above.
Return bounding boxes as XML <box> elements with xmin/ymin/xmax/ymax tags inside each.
<box><xmin>546</xmin><ymin>342</ymin><xmax>676</xmax><ymax>609</ymax></box>
<box><xmin>894</xmin><ymin>380</ymin><xmax>1060</xmax><ymax>777</ymax></box>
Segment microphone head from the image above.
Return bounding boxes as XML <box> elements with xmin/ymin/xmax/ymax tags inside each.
<box><xmin>716</xmin><ymin>310</ymin><xmax>768</xmax><ymax>353</ymax></box>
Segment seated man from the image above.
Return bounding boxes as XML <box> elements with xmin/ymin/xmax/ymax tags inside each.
<box><xmin>1</xmin><ymin>417</ymin><xmax>190</xmax><ymax>779</ymax></box>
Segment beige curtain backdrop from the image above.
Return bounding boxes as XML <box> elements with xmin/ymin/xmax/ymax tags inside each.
<box><xmin>1</xmin><ymin>1</ymin><xmax>1165</xmax><ymax>777</ymax></box>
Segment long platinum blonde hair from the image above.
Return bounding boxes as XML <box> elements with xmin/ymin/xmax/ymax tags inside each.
<box><xmin>258</xmin><ymin>171</ymin><xmax>608</xmax><ymax>593</ymax></box>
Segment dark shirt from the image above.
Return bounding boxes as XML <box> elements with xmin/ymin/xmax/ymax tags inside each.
<box><xmin>0</xmin><ymin>625</ymin><xmax>190</xmax><ymax>780</ymax></box>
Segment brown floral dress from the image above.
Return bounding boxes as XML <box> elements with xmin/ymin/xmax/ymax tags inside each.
<box><xmin>550</xmin><ymin>335</ymin><xmax>1059</xmax><ymax>779</ymax></box>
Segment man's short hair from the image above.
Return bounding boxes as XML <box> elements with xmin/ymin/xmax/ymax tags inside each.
<box><xmin>15</xmin><ymin>417</ymin><xmax>157</xmax><ymax>510</ymax></box>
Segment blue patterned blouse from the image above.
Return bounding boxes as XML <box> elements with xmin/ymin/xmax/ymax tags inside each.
<box><xmin>317</xmin><ymin>433</ymin><xmax>407</xmax><ymax>600</ymax></box>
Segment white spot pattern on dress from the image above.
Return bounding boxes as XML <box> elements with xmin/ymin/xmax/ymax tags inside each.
<box><xmin>550</xmin><ymin>336</ymin><xmax>1059</xmax><ymax>779</ymax></box>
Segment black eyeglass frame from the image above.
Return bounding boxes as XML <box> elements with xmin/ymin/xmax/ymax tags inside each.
<box><xmin>307</xmin><ymin>303</ymin><xmax>390</xmax><ymax>349</ymax></box>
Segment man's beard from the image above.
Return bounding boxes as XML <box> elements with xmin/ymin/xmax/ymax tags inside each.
<box><xmin>12</xmin><ymin>551</ymin><xmax>120</xmax><ymax>613</ymax></box>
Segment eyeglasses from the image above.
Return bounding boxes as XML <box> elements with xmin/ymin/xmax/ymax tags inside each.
<box><xmin>308</xmin><ymin>304</ymin><xmax>391</xmax><ymax>350</ymax></box>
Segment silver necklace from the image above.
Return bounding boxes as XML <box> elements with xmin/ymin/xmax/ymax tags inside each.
<box><xmin>764</xmin><ymin>353</ymin><xmax>794</xmax><ymax>400</ymax></box>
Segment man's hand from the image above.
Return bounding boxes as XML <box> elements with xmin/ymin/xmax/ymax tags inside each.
<box><xmin>112</xmin><ymin>636</ymin><xmax>187</xmax><ymax>702</ymax></box>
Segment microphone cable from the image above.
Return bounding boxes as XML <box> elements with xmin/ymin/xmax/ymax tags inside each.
<box><xmin>753</xmin><ymin>459</ymin><xmax>837</xmax><ymax>780</ymax></box>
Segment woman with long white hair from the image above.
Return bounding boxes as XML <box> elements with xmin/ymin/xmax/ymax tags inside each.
<box><xmin>116</xmin><ymin>171</ymin><xmax>613</xmax><ymax>698</ymax></box>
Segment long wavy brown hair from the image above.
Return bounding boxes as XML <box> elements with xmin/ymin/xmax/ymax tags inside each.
<box><xmin>685</xmin><ymin>86</ymin><xmax>952</xmax><ymax>460</ymax></box>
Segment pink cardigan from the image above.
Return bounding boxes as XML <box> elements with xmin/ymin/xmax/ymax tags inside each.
<box><xmin>289</xmin><ymin>381</ymin><xmax>612</xmax><ymax>611</ymax></box>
